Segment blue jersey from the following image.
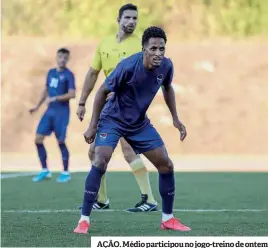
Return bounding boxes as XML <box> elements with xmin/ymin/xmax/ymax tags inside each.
<box><xmin>46</xmin><ymin>68</ymin><xmax>75</xmax><ymax>108</ymax></box>
<box><xmin>100</xmin><ymin>52</ymin><xmax>173</xmax><ymax>133</ymax></box>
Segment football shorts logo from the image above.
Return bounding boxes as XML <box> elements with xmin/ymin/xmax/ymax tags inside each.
<box><xmin>99</xmin><ymin>133</ymin><xmax>108</xmax><ymax>141</ymax></box>
<box><xmin>157</xmin><ymin>74</ymin><xmax>164</xmax><ymax>85</ymax></box>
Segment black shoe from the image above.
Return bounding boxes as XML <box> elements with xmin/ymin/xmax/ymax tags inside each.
<box><xmin>92</xmin><ymin>200</ymin><xmax>110</xmax><ymax>210</ymax></box>
<box><xmin>126</xmin><ymin>194</ymin><xmax>158</xmax><ymax>212</ymax></box>
<box><xmin>77</xmin><ymin>200</ymin><xmax>110</xmax><ymax>210</ymax></box>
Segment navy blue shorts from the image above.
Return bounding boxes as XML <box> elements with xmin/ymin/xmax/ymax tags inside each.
<box><xmin>95</xmin><ymin>120</ymin><xmax>164</xmax><ymax>154</ymax></box>
<box><xmin>36</xmin><ymin>107</ymin><xmax>70</xmax><ymax>142</ymax></box>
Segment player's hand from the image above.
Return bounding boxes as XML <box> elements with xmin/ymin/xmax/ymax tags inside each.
<box><xmin>77</xmin><ymin>106</ymin><xmax>86</xmax><ymax>121</ymax></box>
<box><xmin>173</xmin><ymin>119</ymin><xmax>187</xmax><ymax>141</ymax></box>
<box><xmin>83</xmin><ymin>126</ymin><xmax>97</xmax><ymax>144</ymax></box>
<box><xmin>29</xmin><ymin>106</ymin><xmax>39</xmax><ymax>114</ymax></box>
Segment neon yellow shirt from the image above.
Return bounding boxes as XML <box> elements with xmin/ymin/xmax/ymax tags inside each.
<box><xmin>91</xmin><ymin>34</ymin><xmax>141</xmax><ymax>77</ymax></box>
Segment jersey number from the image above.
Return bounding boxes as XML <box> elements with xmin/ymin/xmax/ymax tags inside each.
<box><xmin>49</xmin><ymin>78</ymin><xmax>59</xmax><ymax>88</ymax></box>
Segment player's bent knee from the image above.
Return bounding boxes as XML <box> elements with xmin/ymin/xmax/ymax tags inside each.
<box><xmin>93</xmin><ymin>147</ymin><xmax>113</xmax><ymax>172</ymax></box>
<box><xmin>157</xmin><ymin>157</ymin><xmax>174</xmax><ymax>174</ymax></box>
<box><xmin>35</xmin><ymin>134</ymin><xmax>45</xmax><ymax>144</ymax></box>
<box><xmin>93</xmin><ymin>156</ymin><xmax>109</xmax><ymax>172</ymax></box>
<box><xmin>166</xmin><ymin>158</ymin><xmax>174</xmax><ymax>172</ymax></box>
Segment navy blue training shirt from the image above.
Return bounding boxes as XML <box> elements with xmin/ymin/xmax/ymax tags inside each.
<box><xmin>46</xmin><ymin>68</ymin><xmax>75</xmax><ymax>108</ymax></box>
<box><xmin>100</xmin><ymin>52</ymin><xmax>174</xmax><ymax>133</ymax></box>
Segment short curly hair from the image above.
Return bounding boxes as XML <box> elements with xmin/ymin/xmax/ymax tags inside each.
<box><xmin>142</xmin><ymin>26</ymin><xmax>167</xmax><ymax>47</ymax></box>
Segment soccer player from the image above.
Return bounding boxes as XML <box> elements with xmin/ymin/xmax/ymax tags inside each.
<box><xmin>29</xmin><ymin>48</ymin><xmax>76</xmax><ymax>183</ymax></box>
<box><xmin>73</xmin><ymin>26</ymin><xmax>191</xmax><ymax>233</ymax></box>
<box><xmin>76</xmin><ymin>3</ymin><xmax>157</xmax><ymax>212</ymax></box>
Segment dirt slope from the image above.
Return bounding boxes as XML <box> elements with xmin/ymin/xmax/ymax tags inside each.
<box><xmin>2</xmin><ymin>37</ymin><xmax>268</xmax><ymax>155</ymax></box>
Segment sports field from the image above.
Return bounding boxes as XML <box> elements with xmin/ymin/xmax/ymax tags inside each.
<box><xmin>1</xmin><ymin>171</ymin><xmax>268</xmax><ymax>247</ymax></box>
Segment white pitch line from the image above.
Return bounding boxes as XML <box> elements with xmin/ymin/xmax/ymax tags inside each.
<box><xmin>3</xmin><ymin>209</ymin><xmax>267</xmax><ymax>214</ymax></box>
<box><xmin>0</xmin><ymin>172</ymin><xmax>36</xmax><ymax>179</ymax></box>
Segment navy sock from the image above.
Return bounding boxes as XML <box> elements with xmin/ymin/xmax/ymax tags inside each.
<box><xmin>159</xmin><ymin>171</ymin><xmax>175</xmax><ymax>214</ymax></box>
<box><xmin>36</xmin><ymin>144</ymin><xmax>47</xmax><ymax>169</ymax></box>
<box><xmin>59</xmin><ymin>143</ymin><xmax>69</xmax><ymax>171</ymax></box>
<box><xmin>82</xmin><ymin>166</ymin><xmax>105</xmax><ymax>216</ymax></box>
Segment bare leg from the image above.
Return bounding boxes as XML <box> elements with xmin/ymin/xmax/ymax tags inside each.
<box><xmin>143</xmin><ymin>146</ymin><xmax>173</xmax><ymax>173</ymax></box>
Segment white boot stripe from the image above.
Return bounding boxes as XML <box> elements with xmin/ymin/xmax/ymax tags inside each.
<box><xmin>138</xmin><ymin>206</ymin><xmax>146</xmax><ymax>211</ymax></box>
<box><xmin>93</xmin><ymin>204</ymin><xmax>100</xmax><ymax>209</ymax></box>
<box><xmin>144</xmin><ymin>204</ymin><xmax>150</xmax><ymax>209</ymax></box>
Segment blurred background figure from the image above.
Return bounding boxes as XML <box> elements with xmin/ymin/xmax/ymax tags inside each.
<box><xmin>29</xmin><ymin>48</ymin><xmax>75</xmax><ymax>183</ymax></box>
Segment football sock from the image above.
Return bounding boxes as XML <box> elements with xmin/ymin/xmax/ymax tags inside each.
<box><xmin>36</xmin><ymin>143</ymin><xmax>47</xmax><ymax>169</ymax></box>
<box><xmin>82</xmin><ymin>166</ymin><xmax>105</xmax><ymax>216</ymax></box>
<box><xmin>130</xmin><ymin>157</ymin><xmax>156</xmax><ymax>204</ymax></box>
<box><xmin>79</xmin><ymin>215</ymin><xmax>90</xmax><ymax>223</ymax></box>
<box><xmin>97</xmin><ymin>174</ymin><xmax>108</xmax><ymax>204</ymax></box>
<box><xmin>162</xmin><ymin>213</ymin><xmax>174</xmax><ymax>222</ymax></box>
<box><xmin>159</xmin><ymin>171</ymin><xmax>175</xmax><ymax>215</ymax></box>
<box><xmin>58</xmin><ymin>143</ymin><xmax>69</xmax><ymax>171</ymax></box>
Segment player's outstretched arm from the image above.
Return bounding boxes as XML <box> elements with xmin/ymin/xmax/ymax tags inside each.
<box><xmin>77</xmin><ymin>68</ymin><xmax>100</xmax><ymax>121</ymax></box>
<box><xmin>29</xmin><ymin>88</ymin><xmax>48</xmax><ymax>114</ymax></box>
<box><xmin>83</xmin><ymin>83</ymin><xmax>111</xmax><ymax>144</ymax></box>
<box><xmin>162</xmin><ymin>84</ymin><xmax>187</xmax><ymax>141</ymax></box>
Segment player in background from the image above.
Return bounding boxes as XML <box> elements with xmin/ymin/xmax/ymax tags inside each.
<box><xmin>29</xmin><ymin>48</ymin><xmax>76</xmax><ymax>183</ymax></box>
<box><xmin>73</xmin><ymin>26</ymin><xmax>191</xmax><ymax>233</ymax></box>
<box><xmin>76</xmin><ymin>3</ymin><xmax>157</xmax><ymax>212</ymax></box>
